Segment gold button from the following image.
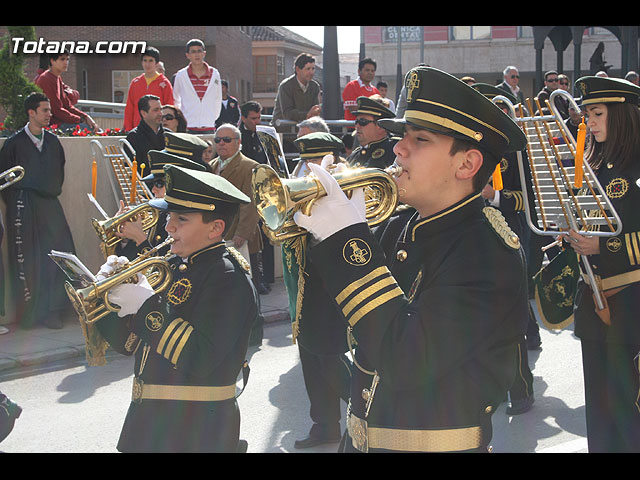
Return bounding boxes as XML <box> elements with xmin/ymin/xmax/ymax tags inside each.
<box><xmin>178</xmin><ymin>264</ymin><xmax>187</xmax><ymax>272</ymax></box>
<box><xmin>484</xmin><ymin>405</ymin><xmax>493</xmax><ymax>414</ymax></box>
<box><xmin>396</xmin><ymin>249</ymin><xmax>407</xmax><ymax>262</ymax></box>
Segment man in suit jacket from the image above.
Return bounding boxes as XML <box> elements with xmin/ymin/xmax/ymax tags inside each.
<box><xmin>208</xmin><ymin>123</ymin><xmax>262</xmax><ymax>258</ymax></box>
<box><xmin>209</xmin><ymin>123</ymin><xmax>264</xmax><ymax>345</ymax></box>
<box><xmin>496</xmin><ymin>66</ymin><xmax>525</xmax><ymax>106</ymax></box>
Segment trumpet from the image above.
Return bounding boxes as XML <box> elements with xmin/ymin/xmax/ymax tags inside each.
<box><xmin>0</xmin><ymin>166</ymin><xmax>25</xmax><ymax>191</ymax></box>
<box><xmin>92</xmin><ymin>202</ymin><xmax>159</xmax><ymax>257</ymax></box>
<box><xmin>65</xmin><ymin>237</ymin><xmax>175</xmax><ymax>324</ymax></box>
<box><xmin>252</xmin><ymin>163</ymin><xmax>402</xmax><ymax>242</ymax></box>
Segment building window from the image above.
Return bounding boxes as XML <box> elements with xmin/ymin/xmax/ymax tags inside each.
<box><xmin>112</xmin><ymin>70</ymin><xmax>143</xmax><ymax>103</ymax></box>
<box><xmin>253</xmin><ymin>55</ymin><xmax>284</xmax><ymax>94</ymax></box>
<box><xmin>518</xmin><ymin>26</ymin><xmax>533</xmax><ymax>38</ymax></box>
<box><xmin>450</xmin><ymin>26</ymin><xmax>491</xmax><ymax>41</ymax></box>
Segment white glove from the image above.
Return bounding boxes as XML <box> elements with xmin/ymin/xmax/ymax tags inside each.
<box><xmin>320</xmin><ymin>154</ymin><xmax>347</xmax><ymax>174</ymax></box>
<box><xmin>96</xmin><ymin>255</ymin><xmax>129</xmax><ymax>281</ymax></box>
<box><xmin>107</xmin><ymin>273</ymin><xmax>155</xmax><ymax>317</ymax></box>
<box><xmin>293</xmin><ymin>162</ymin><xmax>366</xmax><ymax>242</ymax></box>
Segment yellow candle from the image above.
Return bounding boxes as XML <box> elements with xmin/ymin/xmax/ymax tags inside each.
<box><xmin>130</xmin><ymin>159</ymin><xmax>137</xmax><ymax>204</ymax></box>
<box><xmin>492</xmin><ymin>163</ymin><xmax>503</xmax><ymax>191</ymax></box>
<box><xmin>91</xmin><ymin>157</ymin><xmax>97</xmax><ymax>197</ymax></box>
<box><xmin>574</xmin><ymin>117</ymin><xmax>587</xmax><ymax>188</ymax></box>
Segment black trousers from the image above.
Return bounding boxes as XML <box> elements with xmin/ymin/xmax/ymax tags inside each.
<box><xmin>581</xmin><ymin>340</ymin><xmax>640</xmax><ymax>452</ymax></box>
<box><xmin>298</xmin><ymin>342</ymin><xmax>352</xmax><ymax>433</ymax></box>
<box><xmin>509</xmin><ymin>339</ymin><xmax>534</xmax><ymax>401</ymax></box>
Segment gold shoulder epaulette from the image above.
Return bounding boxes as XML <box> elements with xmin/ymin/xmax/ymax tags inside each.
<box><xmin>482</xmin><ymin>207</ymin><xmax>520</xmax><ymax>250</ymax></box>
<box><xmin>226</xmin><ymin>246</ymin><xmax>252</xmax><ymax>274</ymax></box>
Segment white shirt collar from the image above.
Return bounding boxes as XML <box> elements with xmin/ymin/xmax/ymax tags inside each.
<box><xmin>24</xmin><ymin>122</ymin><xmax>44</xmax><ymax>151</ymax></box>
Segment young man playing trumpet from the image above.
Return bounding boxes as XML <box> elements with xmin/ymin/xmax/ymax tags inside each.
<box><xmin>293</xmin><ymin>66</ymin><xmax>530</xmax><ymax>452</ymax></box>
<box><xmin>95</xmin><ymin>164</ymin><xmax>258</xmax><ymax>452</ymax></box>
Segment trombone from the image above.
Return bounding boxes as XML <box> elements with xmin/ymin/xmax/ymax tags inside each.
<box><xmin>0</xmin><ymin>166</ymin><xmax>25</xmax><ymax>191</ymax></box>
<box><xmin>252</xmin><ymin>163</ymin><xmax>402</xmax><ymax>242</ymax></box>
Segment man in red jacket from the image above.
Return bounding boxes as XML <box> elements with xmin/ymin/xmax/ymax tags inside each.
<box><xmin>124</xmin><ymin>46</ymin><xmax>174</xmax><ymax>132</ymax></box>
<box><xmin>35</xmin><ymin>51</ymin><xmax>99</xmax><ymax>132</ymax></box>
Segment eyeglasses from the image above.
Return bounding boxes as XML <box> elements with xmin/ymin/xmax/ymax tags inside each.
<box><xmin>546</xmin><ymin>78</ymin><xmax>559</xmax><ymax>83</ymax></box>
<box><xmin>355</xmin><ymin>118</ymin><xmax>376</xmax><ymax>127</ymax></box>
<box><xmin>214</xmin><ymin>136</ymin><xmax>239</xmax><ymax>144</ymax></box>
<box><xmin>510</xmin><ymin>74</ymin><xmax>519</xmax><ymax>79</ymax></box>
<box><xmin>560</xmin><ymin>82</ymin><xmax>569</xmax><ymax>86</ymax></box>
<box><xmin>162</xmin><ymin>114</ymin><xmax>175</xmax><ymax>121</ymax></box>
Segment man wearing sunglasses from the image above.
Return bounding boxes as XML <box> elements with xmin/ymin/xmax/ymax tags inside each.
<box><xmin>209</xmin><ymin>124</ymin><xmax>265</xmax><ymax>344</ymax></box>
<box><xmin>346</xmin><ymin>95</ymin><xmax>398</xmax><ymax>170</ymax></box>
<box><xmin>535</xmin><ymin>70</ymin><xmax>569</xmax><ymax>119</ymax></box>
<box><xmin>209</xmin><ymin>125</ymin><xmax>261</xmax><ymax>258</ymax></box>
<box><xmin>496</xmin><ymin>66</ymin><xmax>525</xmax><ymax>105</ymax></box>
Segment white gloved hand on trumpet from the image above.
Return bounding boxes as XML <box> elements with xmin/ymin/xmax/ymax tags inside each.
<box><xmin>107</xmin><ymin>273</ymin><xmax>155</xmax><ymax>317</ymax></box>
<box><xmin>293</xmin><ymin>162</ymin><xmax>366</xmax><ymax>242</ymax></box>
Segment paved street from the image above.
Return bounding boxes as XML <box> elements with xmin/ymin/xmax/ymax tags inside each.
<box><xmin>0</xmin><ymin>304</ymin><xmax>588</xmax><ymax>453</ymax></box>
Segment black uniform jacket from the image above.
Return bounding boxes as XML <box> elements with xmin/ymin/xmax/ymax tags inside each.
<box><xmin>574</xmin><ymin>161</ymin><xmax>640</xmax><ymax>345</ymax></box>
<box><xmin>309</xmin><ymin>194</ymin><xmax>529</xmax><ymax>452</ymax></box>
<box><xmin>347</xmin><ymin>136</ymin><xmax>397</xmax><ymax>170</ymax></box>
<box><xmin>97</xmin><ymin>242</ymin><xmax>258</xmax><ymax>452</ymax></box>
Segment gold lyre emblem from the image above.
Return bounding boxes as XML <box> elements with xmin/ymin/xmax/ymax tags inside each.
<box><xmin>145</xmin><ymin>311</ymin><xmax>164</xmax><ymax>332</ymax></box>
<box><xmin>343</xmin><ymin>238</ymin><xmax>371</xmax><ymax>266</ymax></box>
<box><xmin>406</xmin><ymin>71</ymin><xmax>421</xmax><ymax>102</ymax></box>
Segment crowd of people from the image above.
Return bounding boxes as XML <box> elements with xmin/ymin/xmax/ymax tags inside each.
<box><xmin>1</xmin><ymin>39</ymin><xmax>640</xmax><ymax>453</ymax></box>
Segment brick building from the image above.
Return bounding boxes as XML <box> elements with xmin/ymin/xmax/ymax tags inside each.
<box><xmin>0</xmin><ymin>26</ymin><xmax>253</xmax><ymax>106</ymax></box>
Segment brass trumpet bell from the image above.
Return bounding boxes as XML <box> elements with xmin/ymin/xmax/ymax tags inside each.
<box><xmin>65</xmin><ymin>238</ymin><xmax>174</xmax><ymax>324</ymax></box>
<box><xmin>92</xmin><ymin>202</ymin><xmax>159</xmax><ymax>257</ymax></box>
<box><xmin>252</xmin><ymin>164</ymin><xmax>401</xmax><ymax>242</ymax></box>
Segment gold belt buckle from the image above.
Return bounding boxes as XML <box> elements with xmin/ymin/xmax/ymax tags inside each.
<box><xmin>132</xmin><ymin>377</ymin><xmax>144</xmax><ymax>404</ymax></box>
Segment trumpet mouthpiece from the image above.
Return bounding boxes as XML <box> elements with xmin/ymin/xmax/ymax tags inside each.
<box><xmin>386</xmin><ymin>164</ymin><xmax>403</xmax><ymax>178</ymax></box>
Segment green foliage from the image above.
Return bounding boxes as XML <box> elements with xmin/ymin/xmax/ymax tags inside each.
<box><xmin>0</xmin><ymin>26</ymin><xmax>41</xmax><ymax>132</ymax></box>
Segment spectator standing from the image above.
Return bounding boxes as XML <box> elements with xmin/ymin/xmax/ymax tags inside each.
<box><xmin>239</xmin><ymin>101</ymin><xmax>273</xmax><ymax>293</ymax></box>
<box><xmin>0</xmin><ymin>92</ymin><xmax>76</xmax><ymax>329</ymax></box>
<box><xmin>173</xmin><ymin>39</ymin><xmax>222</xmax><ymax>134</ymax></box>
<box><xmin>271</xmin><ymin>53</ymin><xmax>322</xmax><ymax>131</ymax></box>
<box><xmin>496</xmin><ymin>66</ymin><xmax>525</xmax><ymax>105</ymax></box>
<box><xmin>239</xmin><ymin>101</ymin><xmax>267</xmax><ymax>165</ymax></box>
<box><xmin>208</xmin><ymin>125</ymin><xmax>262</xmax><ymax>275</ymax></box>
<box><xmin>35</xmin><ymin>51</ymin><xmax>99</xmax><ymax>133</ymax></box>
<box><xmin>124</xmin><ymin>94</ymin><xmax>170</xmax><ymax>174</ymax></box>
<box><xmin>376</xmin><ymin>81</ymin><xmax>396</xmax><ymax>113</ymax></box>
<box><xmin>342</xmin><ymin>57</ymin><xmax>380</xmax><ymax>121</ymax></box>
<box><xmin>123</xmin><ymin>47</ymin><xmax>174</xmax><ymax>132</ymax></box>
<box><xmin>209</xmin><ymin>124</ymin><xmax>265</xmax><ymax>345</ymax></box>
<box><xmin>216</xmin><ymin>80</ymin><xmax>241</xmax><ymax>128</ymax></box>
<box><xmin>535</xmin><ymin>71</ymin><xmax>567</xmax><ymax>117</ymax></box>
